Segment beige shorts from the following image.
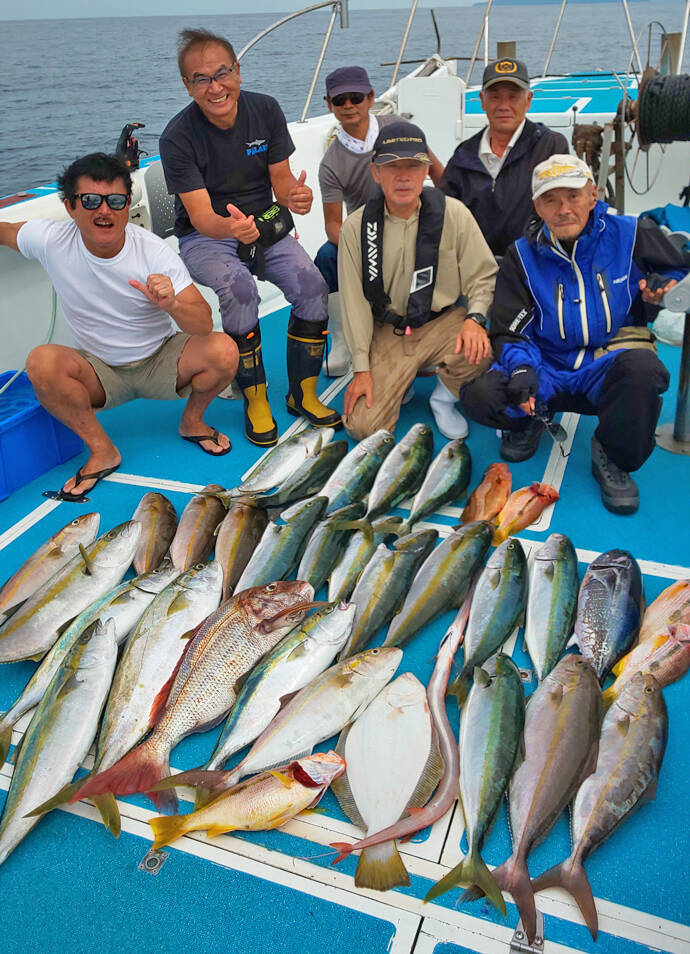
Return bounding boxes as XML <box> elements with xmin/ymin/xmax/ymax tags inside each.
<box><xmin>79</xmin><ymin>333</ymin><xmax>192</xmax><ymax>410</ymax></box>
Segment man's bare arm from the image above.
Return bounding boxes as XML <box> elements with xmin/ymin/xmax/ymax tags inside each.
<box><xmin>0</xmin><ymin>221</ymin><xmax>25</xmax><ymax>251</ymax></box>
<box><xmin>179</xmin><ymin>189</ymin><xmax>258</xmax><ymax>242</ymax></box>
<box><xmin>323</xmin><ymin>202</ymin><xmax>344</xmax><ymax>246</ymax></box>
<box><xmin>428</xmin><ymin>150</ymin><xmax>444</xmax><ymax>187</ymax></box>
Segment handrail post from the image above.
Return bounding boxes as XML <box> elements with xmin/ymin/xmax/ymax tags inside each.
<box><xmin>465</xmin><ymin>0</ymin><xmax>494</xmax><ymax>85</ymax></box>
<box><xmin>620</xmin><ymin>0</ymin><xmax>644</xmax><ymax>74</ymax></box>
<box><xmin>300</xmin><ymin>4</ymin><xmax>339</xmax><ymax>122</ymax></box>
<box><xmin>391</xmin><ymin>0</ymin><xmax>420</xmax><ymax>87</ymax></box>
<box><xmin>542</xmin><ymin>0</ymin><xmax>568</xmax><ymax>78</ymax></box>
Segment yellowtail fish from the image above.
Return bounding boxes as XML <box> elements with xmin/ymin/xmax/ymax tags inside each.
<box><xmin>132</xmin><ymin>492</ymin><xmax>177</xmax><ymax>574</ymax></box>
<box><xmin>168</xmin><ymin>485</ymin><xmax>225</xmax><ymax>571</ymax></box>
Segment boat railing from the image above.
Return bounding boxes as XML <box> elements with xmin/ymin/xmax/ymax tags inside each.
<box><xmin>236</xmin><ymin>0</ymin><xmax>350</xmax><ymax>123</ymax></box>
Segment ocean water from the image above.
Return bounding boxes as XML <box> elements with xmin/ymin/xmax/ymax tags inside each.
<box><xmin>0</xmin><ymin>2</ymin><xmax>686</xmax><ymax>197</ymax></box>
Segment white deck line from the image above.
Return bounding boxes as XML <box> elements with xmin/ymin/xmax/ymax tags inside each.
<box><xmin>0</xmin><ymin>499</ymin><xmax>62</xmax><ymax>551</ymax></box>
<box><xmin>2</xmin><ymin>768</ymin><xmax>684</xmax><ymax>954</ymax></box>
<box><xmin>104</xmin><ymin>472</ymin><xmax>205</xmax><ymax>494</ymax></box>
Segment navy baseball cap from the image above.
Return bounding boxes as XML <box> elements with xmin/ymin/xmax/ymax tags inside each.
<box><xmin>482</xmin><ymin>58</ymin><xmax>530</xmax><ymax>91</ymax></box>
<box><xmin>372</xmin><ymin>121</ymin><xmax>431</xmax><ymax>165</ymax></box>
<box><xmin>325</xmin><ymin>66</ymin><xmax>373</xmax><ymax>98</ymax></box>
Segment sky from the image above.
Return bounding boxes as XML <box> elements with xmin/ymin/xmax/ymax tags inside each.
<box><xmin>0</xmin><ymin>0</ymin><xmax>479</xmax><ymax>20</ymax></box>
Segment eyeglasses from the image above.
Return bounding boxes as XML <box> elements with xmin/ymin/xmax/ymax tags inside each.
<box><xmin>186</xmin><ymin>64</ymin><xmax>236</xmax><ymax>90</ymax></box>
<box><xmin>328</xmin><ymin>91</ymin><xmax>367</xmax><ymax>107</ymax></box>
<box><xmin>74</xmin><ymin>193</ymin><xmax>129</xmax><ymax>211</ymax></box>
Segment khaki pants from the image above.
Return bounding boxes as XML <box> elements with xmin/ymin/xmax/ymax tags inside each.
<box><xmin>344</xmin><ymin>307</ymin><xmax>493</xmax><ymax>439</ymax></box>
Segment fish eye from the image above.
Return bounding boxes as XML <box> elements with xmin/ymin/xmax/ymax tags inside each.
<box><xmin>371</xmin><ymin>648</ymin><xmax>379</xmax><ymax>654</ymax></box>
<box><xmin>267</xmin><ymin>583</ymin><xmax>277</xmax><ymax>591</ymax></box>
<box><xmin>70</xmin><ymin>519</ymin><xmax>80</xmax><ymax>526</ymax></box>
<box><xmin>106</xmin><ymin>530</ymin><xmax>116</xmax><ymax>538</ymax></box>
<box><xmin>194</xmin><ymin>563</ymin><xmax>204</xmax><ymax>570</ymax></box>
<box><xmin>644</xmin><ymin>685</ymin><xmax>653</xmax><ymax>694</ymax></box>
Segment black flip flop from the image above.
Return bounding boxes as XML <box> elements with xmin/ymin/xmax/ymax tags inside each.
<box><xmin>181</xmin><ymin>428</ymin><xmax>232</xmax><ymax>457</ymax></box>
<box><xmin>43</xmin><ymin>464</ymin><xmax>121</xmax><ymax>503</ymax></box>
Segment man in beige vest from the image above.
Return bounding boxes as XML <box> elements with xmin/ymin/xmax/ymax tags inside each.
<box><xmin>338</xmin><ymin>121</ymin><xmax>497</xmax><ymax>439</ymax></box>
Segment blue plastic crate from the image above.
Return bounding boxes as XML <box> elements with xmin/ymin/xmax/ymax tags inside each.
<box><xmin>0</xmin><ymin>371</ymin><xmax>83</xmax><ymax>501</ymax></box>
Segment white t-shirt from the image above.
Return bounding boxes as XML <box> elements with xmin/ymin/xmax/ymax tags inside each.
<box><xmin>478</xmin><ymin>119</ymin><xmax>526</xmax><ymax>179</ymax></box>
<box><xmin>17</xmin><ymin>219</ymin><xmax>193</xmax><ymax>365</ymax></box>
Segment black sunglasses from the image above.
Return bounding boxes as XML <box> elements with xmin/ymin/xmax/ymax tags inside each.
<box><xmin>328</xmin><ymin>91</ymin><xmax>367</xmax><ymax>107</ymax></box>
<box><xmin>74</xmin><ymin>193</ymin><xmax>129</xmax><ymax>211</ymax></box>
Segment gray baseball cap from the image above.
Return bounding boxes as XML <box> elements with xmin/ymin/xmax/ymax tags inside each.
<box><xmin>482</xmin><ymin>58</ymin><xmax>530</xmax><ymax>91</ymax></box>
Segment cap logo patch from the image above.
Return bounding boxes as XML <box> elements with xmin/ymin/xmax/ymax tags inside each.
<box><xmin>495</xmin><ymin>60</ymin><xmax>518</xmax><ymax>74</ymax></box>
<box><xmin>538</xmin><ymin>163</ymin><xmax>586</xmax><ymax>179</ymax></box>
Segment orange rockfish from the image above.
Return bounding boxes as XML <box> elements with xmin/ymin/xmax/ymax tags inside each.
<box><xmin>602</xmin><ymin>623</ymin><xmax>690</xmax><ymax>708</ymax></box>
<box><xmin>460</xmin><ymin>463</ymin><xmax>511</xmax><ymax>525</ymax></box>
<box><xmin>638</xmin><ymin>580</ymin><xmax>690</xmax><ymax>642</ymax></box>
<box><xmin>149</xmin><ymin>752</ymin><xmax>345</xmax><ymax>850</ymax></box>
<box><xmin>493</xmin><ymin>483</ymin><xmax>559</xmax><ymax>544</ymax></box>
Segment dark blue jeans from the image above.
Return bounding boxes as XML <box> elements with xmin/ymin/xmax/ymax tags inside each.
<box><xmin>314</xmin><ymin>240</ymin><xmax>339</xmax><ymax>294</ymax></box>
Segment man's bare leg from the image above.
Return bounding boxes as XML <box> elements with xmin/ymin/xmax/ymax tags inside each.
<box><xmin>25</xmin><ymin>344</ymin><xmax>121</xmax><ymax>496</ymax></box>
<box><xmin>177</xmin><ymin>332</ymin><xmax>238</xmax><ymax>453</ymax></box>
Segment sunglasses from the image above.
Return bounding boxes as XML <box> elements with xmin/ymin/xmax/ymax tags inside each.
<box><xmin>328</xmin><ymin>91</ymin><xmax>367</xmax><ymax>107</ymax></box>
<box><xmin>186</xmin><ymin>64</ymin><xmax>236</xmax><ymax>90</ymax></box>
<box><xmin>74</xmin><ymin>193</ymin><xmax>129</xmax><ymax>211</ymax></box>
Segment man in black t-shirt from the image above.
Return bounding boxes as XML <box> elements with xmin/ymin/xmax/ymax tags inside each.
<box><xmin>160</xmin><ymin>28</ymin><xmax>341</xmax><ymax>446</ymax></box>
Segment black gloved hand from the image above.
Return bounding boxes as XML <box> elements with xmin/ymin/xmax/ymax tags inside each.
<box><xmin>506</xmin><ymin>365</ymin><xmax>539</xmax><ymax>405</ymax></box>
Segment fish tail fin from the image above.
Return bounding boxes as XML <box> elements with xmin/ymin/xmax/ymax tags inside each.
<box><xmin>354</xmin><ymin>841</ymin><xmax>410</xmax><ymax>891</ymax></box>
<box><xmin>446</xmin><ymin>674</ymin><xmax>469</xmax><ymax>707</ymax></box>
<box><xmin>494</xmin><ymin>858</ymin><xmax>537</xmax><ymax>944</ymax></box>
<box><xmin>25</xmin><ymin>777</ymin><xmax>88</xmax><ymax>817</ymax></box>
<box><xmin>92</xmin><ymin>793</ymin><xmax>122</xmax><ymax>838</ymax></box>
<box><xmin>0</xmin><ymin>718</ymin><xmax>12</xmax><ymax>767</ymax></box>
<box><xmin>330</xmin><ymin>841</ymin><xmax>354</xmax><ymax>865</ymax></box>
<box><xmin>426</xmin><ymin>852</ymin><xmax>506</xmax><ymax>915</ymax></box>
<box><xmin>149</xmin><ymin>813</ymin><xmax>188</xmax><ymax>851</ymax></box>
<box><xmin>70</xmin><ymin>738</ymin><xmax>172</xmax><ymax>810</ymax></box>
<box><xmin>532</xmin><ymin>859</ymin><xmax>597</xmax><ymax>940</ymax></box>
<box><xmin>151</xmin><ymin>767</ymin><xmax>235</xmax><ymax>811</ymax></box>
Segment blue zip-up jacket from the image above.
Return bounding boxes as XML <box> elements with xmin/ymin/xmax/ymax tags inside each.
<box><xmin>490</xmin><ymin>201</ymin><xmax>688</xmax><ymax>378</ymax></box>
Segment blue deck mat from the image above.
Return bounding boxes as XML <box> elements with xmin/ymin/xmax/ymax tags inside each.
<box><xmin>1</xmin><ymin>305</ymin><xmax>689</xmax><ymax>953</ymax></box>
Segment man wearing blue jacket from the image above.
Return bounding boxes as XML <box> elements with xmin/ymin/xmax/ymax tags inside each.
<box><xmin>461</xmin><ymin>155</ymin><xmax>687</xmax><ymax>515</ymax></box>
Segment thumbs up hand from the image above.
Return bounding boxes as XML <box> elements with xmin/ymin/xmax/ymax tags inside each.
<box><xmin>287</xmin><ymin>170</ymin><xmax>313</xmax><ymax>216</ymax></box>
<box><xmin>226</xmin><ymin>203</ymin><xmax>260</xmax><ymax>244</ymax></box>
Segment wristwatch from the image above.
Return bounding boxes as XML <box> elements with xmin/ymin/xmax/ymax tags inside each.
<box><xmin>465</xmin><ymin>312</ymin><xmax>488</xmax><ymax>328</ymax></box>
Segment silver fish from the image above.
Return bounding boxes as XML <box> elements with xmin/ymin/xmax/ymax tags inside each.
<box><xmin>531</xmin><ymin>671</ymin><xmax>667</xmax><ymax>941</ymax></box>
<box><xmin>575</xmin><ymin>549</ymin><xmax>644</xmax><ymax>680</ymax></box>
<box><xmin>235</xmin><ymin>428</ymin><xmax>334</xmax><ymax>495</ymax></box>
<box><xmin>0</xmin><ymin>618</ymin><xmax>117</xmax><ymax>866</ymax></box>
<box><xmin>296</xmin><ymin>501</ymin><xmax>366</xmax><ymax>591</ymax></box>
<box><xmin>319</xmin><ymin>429</ymin><xmax>395</xmax><ymax>513</ymax></box>
<box><xmin>214</xmin><ymin>501</ymin><xmax>269</xmax><ymax>600</ymax></box>
<box><xmin>0</xmin><ymin>521</ymin><xmax>141</xmax><ymax>663</ymax></box>
<box><xmin>0</xmin><ymin>561</ymin><xmax>179</xmax><ymax>766</ymax></box>
<box><xmin>327</xmin><ymin>516</ymin><xmax>403</xmax><ymax>604</ymax></box>
<box><xmin>524</xmin><ymin>533</ymin><xmax>579</xmax><ymax>681</ymax></box>
<box><xmin>169</xmin><ymin>484</ymin><xmax>226</xmax><ymax>571</ymax></box>
<box><xmin>206</xmin><ymin>601</ymin><xmax>355</xmax><ymax>771</ymax></box>
<box><xmin>366</xmin><ymin>423</ymin><xmax>434</xmax><ymax>520</ymax></box>
<box><xmin>132</xmin><ymin>492</ymin><xmax>178</xmax><ymax>574</ymax></box>
<box><xmin>399</xmin><ymin>439</ymin><xmax>471</xmax><ymax>533</ymax></box>
<box><xmin>235</xmin><ymin>496</ymin><xmax>328</xmax><ymax>590</ymax></box>
<box><xmin>340</xmin><ymin>529</ymin><xmax>438</xmax><ymax>658</ymax></box>
<box><xmin>0</xmin><ymin>513</ymin><xmax>100</xmax><ymax>619</ymax></box>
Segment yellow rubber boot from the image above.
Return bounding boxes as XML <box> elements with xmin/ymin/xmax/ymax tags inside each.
<box><xmin>231</xmin><ymin>327</ymin><xmax>278</xmax><ymax>446</ymax></box>
<box><xmin>285</xmin><ymin>315</ymin><xmax>342</xmax><ymax>429</ymax></box>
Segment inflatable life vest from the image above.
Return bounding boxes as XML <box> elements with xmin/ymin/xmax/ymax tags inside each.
<box><xmin>360</xmin><ymin>187</ymin><xmax>446</xmax><ymax>331</ymax></box>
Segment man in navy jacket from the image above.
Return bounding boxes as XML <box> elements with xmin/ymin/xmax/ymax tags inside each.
<box><xmin>461</xmin><ymin>155</ymin><xmax>687</xmax><ymax>515</ymax></box>
<box><xmin>440</xmin><ymin>58</ymin><xmax>569</xmax><ymax>257</ymax></box>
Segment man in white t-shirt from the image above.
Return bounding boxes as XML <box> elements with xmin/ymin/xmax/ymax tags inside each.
<box><xmin>0</xmin><ymin>152</ymin><xmax>237</xmax><ymax>501</ymax></box>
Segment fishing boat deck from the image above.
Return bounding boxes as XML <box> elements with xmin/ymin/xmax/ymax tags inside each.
<box><xmin>1</xmin><ymin>302</ymin><xmax>688</xmax><ymax>954</ymax></box>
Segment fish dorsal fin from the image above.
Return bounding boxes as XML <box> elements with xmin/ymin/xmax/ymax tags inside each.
<box><xmin>54</xmin><ymin>616</ymin><xmax>78</xmax><ymax>639</ymax></box>
<box><xmin>167</xmin><ymin>592</ymin><xmax>192</xmax><ymax>615</ymax></box>
<box><xmin>269</xmin><ymin>770</ymin><xmax>293</xmax><ymax>788</ymax></box>
<box><xmin>277</xmin><ymin>690</ymin><xmax>300</xmax><ymax>709</ymax></box>
<box><xmin>79</xmin><ymin>544</ymin><xmax>94</xmax><ymax>576</ymax></box>
<box><xmin>0</xmin><ymin>598</ymin><xmax>28</xmax><ymax>624</ymax></box>
<box><xmin>330</xmin><ymin>726</ymin><xmax>367</xmax><ymax>829</ymax></box>
<box><xmin>407</xmin><ymin>725</ymin><xmax>444</xmax><ymax>809</ymax></box>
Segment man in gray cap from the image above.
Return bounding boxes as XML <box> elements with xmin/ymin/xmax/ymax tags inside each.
<box><xmin>316</xmin><ymin>65</ymin><xmax>442</xmax><ymax>375</ymax></box>
<box><xmin>440</xmin><ymin>57</ymin><xmax>569</xmax><ymax>257</ymax></box>
<box><xmin>338</xmin><ymin>120</ymin><xmax>497</xmax><ymax>440</ymax></box>
<box><xmin>460</xmin><ymin>154</ymin><xmax>686</xmax><ymax>515</ymax></box>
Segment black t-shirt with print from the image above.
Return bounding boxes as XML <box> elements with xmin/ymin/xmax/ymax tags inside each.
<box><xmin>159</xmin><ymin>90</ymin><xmax>295</xmax><ymax>237</ymax></box>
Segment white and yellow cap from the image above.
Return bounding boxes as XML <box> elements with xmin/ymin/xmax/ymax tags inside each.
<box><xmin>532</xmin><ymin>154</ymin><xmax>594</xmax><ymax>200</ymax></box>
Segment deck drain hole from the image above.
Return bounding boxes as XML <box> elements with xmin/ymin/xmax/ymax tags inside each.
<box><xmin>139</xmin><ymin>848</ymin><xmax>168</xmax><ymax>875</ymax></box>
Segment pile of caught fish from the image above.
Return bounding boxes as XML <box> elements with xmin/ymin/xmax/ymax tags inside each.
<box><xmin>0</xmin><ymin>423</ymin><xmax>688</xmax><ymax>949</ymax></box>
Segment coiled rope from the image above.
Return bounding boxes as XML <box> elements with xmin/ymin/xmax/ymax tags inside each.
<box><xmin>637</xmin><ymin>73</ymin><xmax>690</xmax><ymax>146</ymax></box>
